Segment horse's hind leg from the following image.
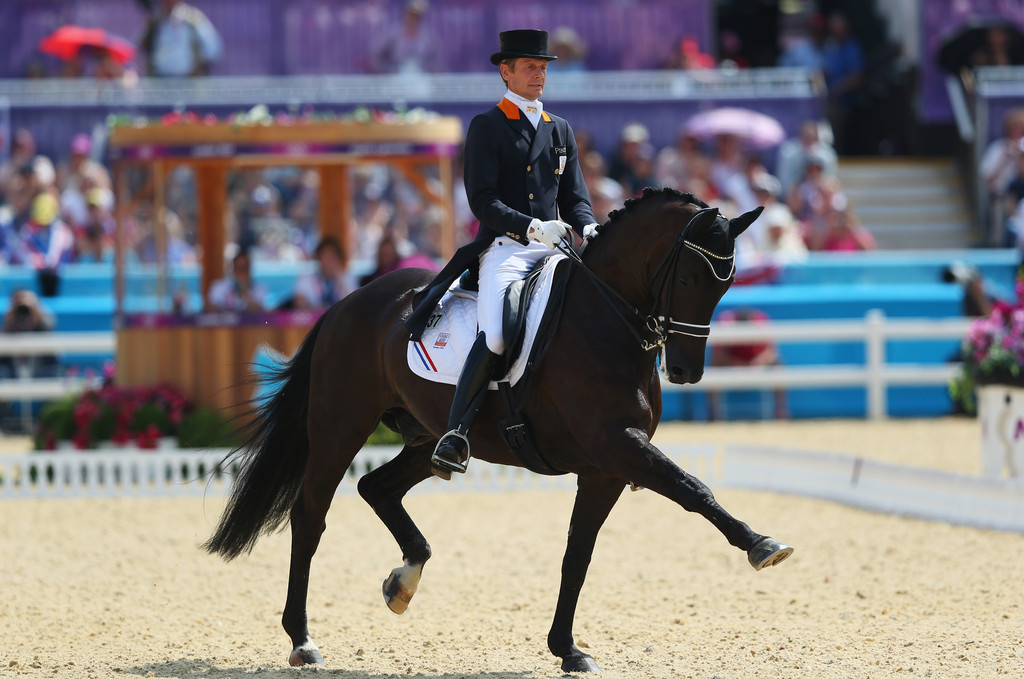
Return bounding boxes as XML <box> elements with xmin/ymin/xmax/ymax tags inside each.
<box><xmin>283</xmin><ymin>404</ymin><xmax>382</xmax><ymax>666</ymax></box>
<box><xmin>357</xmin><ymin>442</ymin><xmax>436</xmax><ymax>614</ymax></box>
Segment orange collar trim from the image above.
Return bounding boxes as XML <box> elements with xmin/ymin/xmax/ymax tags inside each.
<box><xmin>497</xmin><ymin>98</ymin><xmax>553</xmax><ymax>122</ymax></box>
<box><xmin>498</xmin><ymin>98</ymin><xmax>520</xmax><ymax>119</ymax></box>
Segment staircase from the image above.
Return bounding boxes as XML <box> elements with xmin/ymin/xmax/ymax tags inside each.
<box><xmin>837</xmin><ymin>158</ymin><xmax>978</xmax><ymax>250</ymax></box>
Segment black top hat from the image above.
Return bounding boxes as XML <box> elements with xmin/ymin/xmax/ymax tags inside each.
<box><xmin>490</xmin><ymin>29</ymin><xmax>558</xmax><ymax>65</ymax></box>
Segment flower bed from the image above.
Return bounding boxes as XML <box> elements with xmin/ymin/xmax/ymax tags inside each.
<box><xmin>34</xmin><ymin>383</ymin><xmax>239</xmax><ymax>451</ymax></box>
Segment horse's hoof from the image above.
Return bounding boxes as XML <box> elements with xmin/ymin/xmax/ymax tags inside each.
<box><xmin>748</xmin><ymin>537</ymin><xmax>794</xmax><ymax>571</ymax></box>
<box><xmin>382</xmin><ymin>561</ymin><xmax>423</xmax><ymax>614</ymax></box>
<box><xmin>561</xmin><ymin>653</ymin><xmax>602</xmax><ymax>673</ymax></box>
<box><xmin>288</xmin><ymin>641</ymin><xmax>323</xmax><ymax>666</ymax></box>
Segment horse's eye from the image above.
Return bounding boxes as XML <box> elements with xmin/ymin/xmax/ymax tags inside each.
<box><xmin>678</xmin><ymin>276</ymin><xmax>691</xmax><ymax>287</ymax></box>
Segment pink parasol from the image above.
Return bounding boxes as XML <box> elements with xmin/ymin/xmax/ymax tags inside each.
<box><xmin>683</xmin><ymin>107</ymin><xmax>786</xmax><ymax>148</ymax></box>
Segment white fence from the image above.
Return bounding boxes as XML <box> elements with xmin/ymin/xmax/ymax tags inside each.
<box><xmin>666</xmin><ymin>311</ymin><xmax>971</xmax><ymax>419</ymax></box>
<box><xmin>3</xmin><ymin>443</ymin><xmax>1021</xmax><ymax>535</ymax></box>
<box><xmin>0</xmin><ymin>445</ymin><xmax>715</xmax><ymax>499</ymax></box>
<box><xmin>0</xmin><ymin>313</ymin><xmax>970</xmax><ymax>426</ymax></box>
<box><xmin>0</xmin><ymin>331</ymin><xmax>114</xmax><ymax>430</ymax></box>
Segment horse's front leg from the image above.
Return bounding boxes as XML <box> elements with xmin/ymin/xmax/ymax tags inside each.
<box><xmin>548</xmin><ymin>472</ymin><xmax>626</xmax><ymax>673</ymax></box>
<box><xmin>357</xmin><ymin>443</ymin><xmax>436</xmax><ymax>614</ymax></box>
<box><xmin>610</xmin><ymin>427</ymin><xmax>793</xmax><ymax>570</ymax></box>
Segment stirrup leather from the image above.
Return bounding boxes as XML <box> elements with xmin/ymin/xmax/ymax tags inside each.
<box><xmin>431</xmin><ymin>430</ymin><xmax>471</xmax><ymax>474</ymax></box>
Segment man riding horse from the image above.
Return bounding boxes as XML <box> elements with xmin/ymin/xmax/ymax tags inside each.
<box><xmin>408</xmin><ymin>29</ymin><xmax>599</xmax><ymax>479</ymax></box>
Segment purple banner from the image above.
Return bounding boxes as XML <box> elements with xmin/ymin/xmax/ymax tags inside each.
<box><xmin>921</xmin><ymin>0</ymin><xmax>1024</xmax><ymax>123</ymax></box>
<box><xmin>2</xmin><ymin>0</ymin><xmax>710</xmax><ymax>79</ymax></box>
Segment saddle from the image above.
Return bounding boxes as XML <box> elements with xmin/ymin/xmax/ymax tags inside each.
<box><xmin>406</xmin><ymin>256</ymin><xmax>572</xmax><ymax>475</ymax></box>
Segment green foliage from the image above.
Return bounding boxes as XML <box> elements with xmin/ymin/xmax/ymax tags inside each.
<box><xmin>34</xmin><ymin>394</ymin><xmax>77</xmax><ymax>449</ymax></box>
<box><xmin>366</xmin><ymin>421</ymin><xmax>404</xmax><ymax>446</ymax></box>
<box><xmin>131</xmin><ymin>403</ymin><xmax>172</xmax><ymax>436</ymax></box>
<box><xmin>176</xmin><ymin>407</ymin><xmax>242</xmax><ymax>449</ymax></box>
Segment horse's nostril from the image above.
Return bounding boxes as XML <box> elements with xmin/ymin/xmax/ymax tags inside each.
<box><xmin>670</xmin><ymin>366</ymin><xmax>684</xmax><ymax>377</ymax></box>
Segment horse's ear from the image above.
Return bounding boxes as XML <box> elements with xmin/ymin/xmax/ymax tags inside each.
<box><xmin>729</xmin><ymin>206</ymin><xmax>764</xmax><ymax>239</ymax></box>
<box><xmin>683</xmin><ymin>206</ymin><xmax>720</xmax><ymax>239</ymax></box>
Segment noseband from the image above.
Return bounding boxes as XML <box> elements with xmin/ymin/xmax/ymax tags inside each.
<box><xmin>558</xmin><ymin>220</ymin><xmax>735</xmax><ymax>352</ymax></box>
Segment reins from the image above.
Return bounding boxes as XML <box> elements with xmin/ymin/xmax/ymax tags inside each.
<box><xmin>554</xmin><ymin>218</ymin><xmax>734</xmax><ymax>353</ymax></box>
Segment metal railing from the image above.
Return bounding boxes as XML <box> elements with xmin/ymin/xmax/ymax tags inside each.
<box><xmin>0</xmin><ymin>68</ymin><xmax>820</xmax><ymax>109</ymax></box>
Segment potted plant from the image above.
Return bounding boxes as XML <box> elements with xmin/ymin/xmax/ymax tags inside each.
<box><xmin>950</xmin><ymin>274</ymin><xmax>1024</xmax><ymax>479</ymax></box>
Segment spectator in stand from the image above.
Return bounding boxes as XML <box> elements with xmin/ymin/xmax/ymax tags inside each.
<box><xmin>207</xmin><ymin>249</ymin><xmax>268</xmax><ymax>312</ymax></box>
<box><xmin>787</xmin><ymin>149</ymin><xmax>842</xmax><ymax>245</ymax></box>
<box><xmin>139</xmin><ymin>0</ymin><xmax>223</xmax><ymax>77</ymax></box>
<box><xmin>980</xmin><ymin>108</ymin><xmax>1024</xmax><ymax>246</ymax></box>
<box><xmin>718</xmin><ymin>30</ymin><xmax>749</xmax><ymax>69</ymax></box>
<box><xmin>293</xmin><ymin>236</ymin><xmax>355</xmax><ymax>308</ymax></box>
<box><xmin>710</xmin><ymin>133</ymin><xmax>757</xmax><ymax>214</ymax></box>
<box><xmin>656</xmin><ymin>128</ymin><xmax>710</xmax><ymax>192</ymax></box>
<box><xmin>548</xmin><ymin>27</ymin><xmax>588</xmax><ymax>72</ymax></box>
<box><xmin>759</xmin><ymin>203</ymin><xmax>809</xmax><ymax>265</ymax></box>
<box><xmin>970</xmin><ymin>26</ymin><xmax>1024</xmax><ymax>68</ymax></box>
<box><xmin>707</xmin><ymin>307</ymin><xmax>788</xmax><ymax>421</ymax></box>
<box><xmin>581</xmin><ymin>150</ymin><xmax>625</xmax><ymax>224</ymax></box>
<box><xmin>74</xmin><ymin>188</ymin><xmax>116</xmax><ymax>263</ymax></box>
<box><xmin>821</xmin><ymin>13</ymin><xmax>865</xmax><ymax>154</ymax></box>
<box><xmin>742</xmin><ymin>172</ymin><xmax>784</xmax><ymax>252</ymax></box>
<box><xmin>369</xmin><ymin>0</ymin><xmax>440</xmax><ymax>75</ymax></box>
<box><xmin>812</xmin><ymin>193</ymin><xmax>875</xmax><ymax>252</ymax></box>
<box><xmin>0</xmin><ymin>129</ymin><xmax>57</xmax><ymax>226</ymax></box>
<box><xmin>359</xmin><ymin>234</ymin><xmax>402</xmax><ymax>287</ymax></box>
<box><xmin>777</xmin><ymin>16</ymin><xmax>824</xmax><ymax>71</ymax></box>
<box><xmin>663</xmin><ymin>37</ymin><xmax>715</xmax><ymax>70</ymax></box>
<box><xmin>58</xmin><ymin>133</ymin><xmax>112</xmax><ymax>229</ymax></box>
<box><xmin>775</xmin><ymin>119</ymin><xmax>837</xmax><ymax>195</ymax></box>
<box><xmin>0</xmin><ymin>289</ymin><xmax>59</xmax><ymax>380</ymax></box>
<box><xmin>14</xmin><ymin>194</ymin><xmax>74</xmax><ymax>297</ymax></box>
<box><xmin>610</xmin><ymin>122</ymin><xmax>651</xmax><ymax>188</ymax></box>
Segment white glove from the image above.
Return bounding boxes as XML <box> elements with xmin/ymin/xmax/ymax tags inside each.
<box><xmin>582</xmin><ymin>223</ymin><xmax>600</xmax><ymax>240</ymax></box>
<box><xmin>527</xmin><ymin>218</ymin><xmax>570</xmax><ymax>249</ymax></box>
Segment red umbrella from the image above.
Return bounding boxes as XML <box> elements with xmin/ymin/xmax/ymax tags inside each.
<box><xmin>38</xmin><ymin>25</ymin><xmax>136</xmax><ymax>64</ymax></box>
<box><xmin>683</xmin><ymin>107</ymin><xmax>786</xmax><ymax>148</ymax></box>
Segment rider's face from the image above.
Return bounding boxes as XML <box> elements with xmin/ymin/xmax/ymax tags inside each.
<box><xmin>502</xmin><ymin>58</ymin><xmax>547</xmax><ymax>100</ymax></box>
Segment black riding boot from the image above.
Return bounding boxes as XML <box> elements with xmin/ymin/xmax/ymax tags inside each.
<box><xmin>431</xmin><ymin>332</ymin><xmax>498</xmax><ymax>479</ymax></box>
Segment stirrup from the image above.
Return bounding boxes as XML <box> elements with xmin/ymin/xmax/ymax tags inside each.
<box><xmin>431</xmin><ymin>430</ymin><xmax>471</xmax><ymax>477</ymax></box>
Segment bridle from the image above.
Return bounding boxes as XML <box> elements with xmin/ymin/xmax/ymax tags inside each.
<box><xmin>555</xmin><ymin>213</ymin><xmax>735</xmax><ymax>353</ymax></box>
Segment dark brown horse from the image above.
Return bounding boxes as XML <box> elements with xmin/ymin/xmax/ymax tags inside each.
<box><xmin>204</xmin><ymin>188</ymin><xmax>793</xmax><ymax>673</ymax></box>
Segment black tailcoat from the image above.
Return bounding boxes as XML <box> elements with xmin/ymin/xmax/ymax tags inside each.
<box><xmin>407</xmin><ymin>98</ymin><xmax>595</xmax><ymax>338</ymax></box>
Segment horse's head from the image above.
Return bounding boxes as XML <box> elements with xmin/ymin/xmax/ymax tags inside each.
<box><xmin>658</xmin><ymin>202</ymin><xmax>761</xmax><ymax>384</ymax></box>
<box><xmin>584</xmin><ymin>188</ymin><xmax>761</xmax><ymax>385</ymax></box>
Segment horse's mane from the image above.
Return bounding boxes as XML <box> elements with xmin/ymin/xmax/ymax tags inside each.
<box><xmin>601</xmin><ymin>187</ymin><xmax>710</xmax><ymax>232</ymax></box>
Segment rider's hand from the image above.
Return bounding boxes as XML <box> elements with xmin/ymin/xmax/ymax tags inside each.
<box><xmin>527</xmin><ymin>219</ymin><xmax>570</xmax><ymax>249</ymax></box>
<box><xmin>582</xmin><ymin>223</ymin><xmax>600</xmax><ymax>240</ymax></box>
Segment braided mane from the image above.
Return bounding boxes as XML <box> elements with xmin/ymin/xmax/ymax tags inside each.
<box><xmin>601</xmin><ymin>187</ymin><xmax>709</xmax><ymax>232</ymax></box>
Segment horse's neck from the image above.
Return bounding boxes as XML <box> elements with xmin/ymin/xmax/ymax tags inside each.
<box><xmin>581</xmin><ymin>233</ymin><xmax>657</xmax><ymax>311</ymax></box>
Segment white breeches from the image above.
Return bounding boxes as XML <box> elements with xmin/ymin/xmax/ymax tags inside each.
<box><xmin>478</xmin><ymin>237</ymin><xmax>552</xmax><ymax>354</ymax></box>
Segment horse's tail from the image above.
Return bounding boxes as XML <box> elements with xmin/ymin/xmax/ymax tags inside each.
<box><xmin>203</xmin><ymin>313</ymin><xmax>328</xmax><ymax>561</ymax></box>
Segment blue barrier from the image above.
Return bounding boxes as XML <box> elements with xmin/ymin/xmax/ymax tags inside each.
<box><xmin>2</xmin><ymin>249</ymin><xmax>1013</xmax><ymax>420</ymax></box>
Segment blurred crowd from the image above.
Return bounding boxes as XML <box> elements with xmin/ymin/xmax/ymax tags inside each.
<box><xmin>0</xmin><ymin>0</ymin><xmax>921</xmax><ymax>320</ymax></box>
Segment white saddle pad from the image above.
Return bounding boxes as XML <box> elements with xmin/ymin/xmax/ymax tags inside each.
<box><xmin>408</xmin><ymin>255</ymin><xmax>564</xmax><ymax>389</ymax></box>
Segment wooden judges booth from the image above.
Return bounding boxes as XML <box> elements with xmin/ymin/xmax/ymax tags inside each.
<box><xmin>109</xmin><ymin>117</ymin><xmax>462</xmax><ymax>413</ymax></box>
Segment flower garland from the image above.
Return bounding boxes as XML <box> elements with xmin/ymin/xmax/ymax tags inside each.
<box><xmin>106</xmin><ymin>104</ymin><xmax>440</xmax><ymax>131</ymax></box>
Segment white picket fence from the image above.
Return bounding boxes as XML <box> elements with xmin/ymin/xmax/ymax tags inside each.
<box><xmin>2</xmin><ymin>442</ymin><xmax>1021</xmax><ymax>535</ymax></box>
